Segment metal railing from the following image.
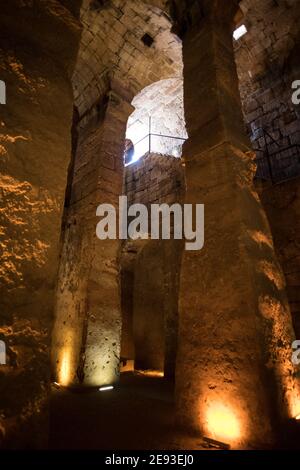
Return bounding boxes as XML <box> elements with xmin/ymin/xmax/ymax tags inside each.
<box><xmin>126</xmin><ymin>116</ymin><xmax>186</xmax><ymax>163</ymax></box>
<box><xmin>253</xmin><ymin>127</ymin><xmax>300</xmax><ymax>184</ymax></box>
<box><xmin>131</xmin><ymin>132</ymin><xmax>186</xmax><ymax>162</ymax></box>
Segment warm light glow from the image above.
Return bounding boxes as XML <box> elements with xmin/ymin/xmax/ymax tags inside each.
<box><xmin>136</xmin><ymin>370</ymin><xmax>164</xmax><ymax>378</ymax></box>
<box><xmin>99</xmin><ymin>386</ymin><xmax>114</xmax><ymax>392</ymax></box>
<box><xmin>58</xmin><ymin>349</ymin><xmax>71</xmax><ymax>386</ymax></box>
<box><xmin>287</xmin><ymin>395</ymin><xmax>300</xmax><ymax>420</ymax></box>
<box><xmin>233</xmin><ymin>24</ymin><xmax>247</xmax><ymax>41</ymax></box>
<box><xmin>120</xmin><ymin>359</ymin><xmax>134</xmax><ymax>373</ymax></box>
<box><xmin>205</xmin><ymin>402</ymin><xmax>241</xmax><ymax>444</ymax></box>
<box><xmin>258</xmin><ymin>260</ymin><xmax>285</xmax><ymax>290</ymax></box>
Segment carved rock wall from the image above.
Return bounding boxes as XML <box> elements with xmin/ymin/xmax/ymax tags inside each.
<box><xmin>0</xmin><ymin>0</ymin><xmax>81</xmax><ymax>448</ymax></box>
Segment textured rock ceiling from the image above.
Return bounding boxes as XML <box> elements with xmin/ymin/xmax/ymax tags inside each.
<box><xmin>73</xmin><ymin>0</ymin><xmax>300</xmax><ymax>120</ymax></box>
<box><xmin>73</xmin><ymin>0</ymin><xmax>182</xmax><ymax>116</ymax></box>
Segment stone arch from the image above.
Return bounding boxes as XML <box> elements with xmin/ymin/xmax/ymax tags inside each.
<box><xmin>51</xmin><ymin>0</ymin><xmax>184</xmax><ymax>388</ymax></box>
<box><xmin>125</xmin><ymin>77</ymin><xmax>187</xmax><ymax>162</ymax></box>
<box><xmin>73</xmin><ymin>0</ymin><xmax>182</xmax><ymax>117</ymax></box>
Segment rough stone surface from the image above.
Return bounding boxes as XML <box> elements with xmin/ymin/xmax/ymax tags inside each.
<box><xmin>121</xmin><ymin>153</ymin><xmax>185</xmax><ymax>377</ymax></box>
<box><xmin>73</xmin><ymin>0</ymin><xmax>181</xmax><ymax>116</ymax></box>
<box><xmin>125</xmin><ymin>152</ymin><xmax>185</xmax><ymax>207</ymax></box>
<box><xmin>1</xmin><ymin>0</ymin><xmax>300</xmax><ymax>451</ymax></box>
<box><xmin>235</xmin><ymin>0</ymin><xmax>300</xmax><ymax>178</ymax></box>
<box><xmin>0</xmin><ymin>0</ymin><xmax>81</xmax><ymax>448</ymax></box>
<box><xmin>256</xmin><ymin>178</ymin><xmax>300</xmax><ymax>340</ymax></box>
<box><xmin>176</xmin><ymin>12</ymin><xmax>300</xmax><ymax>449</ymax></box>
<box><xmin>51</xmin><ymin>90</ymin><xmax>133</xmax><ymax>387</ymax></box>
<box><xmin>126</xmin><ymin>77</ymin><xmax>187</xmax><ymax>158</ymax></box>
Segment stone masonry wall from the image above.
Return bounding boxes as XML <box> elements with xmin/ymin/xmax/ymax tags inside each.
<box><xmin>235</xmin><ymin>0</ymin><xmax>300</xmax><ymax>342</ymax></box>
<box><xmin>125</xmin><ymin>152</ymin><xmax>185</xmax><ymax>207</ymax></box>
<box><xmin>52</xmin><ymin>90</ymin><xmax>132</xmax><ymax>388</ymax></box>
<box><xmin>74</xmin><ymin>0</ymin><xmax>181</xmax><ymax>116</ymax></box>
<box><xmin>235</xmin><ymin>0</ymin><xmax>300</xmax><ymax>181</ymax></box>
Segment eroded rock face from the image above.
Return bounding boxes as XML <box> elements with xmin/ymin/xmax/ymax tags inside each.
<box><xmin>0</xmin><ymin>0</ymin><xmax>82</xmax><ymax>449</ymax></box>
<box><xmin>121</xmin><ymin>153</ymin><xmax>185</xmax><ymax>377</ymax></box>
<box><xmin>176</xmin><ymin>11</ymin><xmax>300</xmax><ymax>449</ymax></box>
<box><xmin>257</xmin><ymin>179</ymin><xmax>300</xmax><ymax>340</ymax></box>
<box><xmin>51</xmin><ymin>89</ymin><xmax>133</xmax><ymax>388</ymax></box>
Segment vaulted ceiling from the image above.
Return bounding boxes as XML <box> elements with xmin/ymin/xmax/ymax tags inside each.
<box><xmin>73</xmin><ymin>0</ymin><xmax>182</xmax><ymax>116</ymax></box>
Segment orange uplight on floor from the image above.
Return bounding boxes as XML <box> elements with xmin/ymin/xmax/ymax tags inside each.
<box><xmin>287</xmin><ymin>392</ymin><xmax>300</xmax><ymax>421</ymax></box>
<box><xmin>205</xmin><ymin>402</ymin><xmax>241</xmax><ymax>445</ymax></box>
<box><xmin>59</xmin><ymin>349</ymin><xmax>71</xmax><ymax>386</ymax></box>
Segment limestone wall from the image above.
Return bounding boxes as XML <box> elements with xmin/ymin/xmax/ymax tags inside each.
<box><xmin>52</xmin><ymin>91</ymin><xmax>131</xmax><ymax>388</ymax></box>
<box><xmin>0</xmin><ymin>0</ymin><xmax>81</xmax><ymax>449</ymax></box>
<box><xmin>126</xmin><ymin>78</ymin><xmax>187</xmax><ymax>159</ymax></box>
<box><xmin>73</xmin><ymin>0</ymin><xmax>181</xmax><ymax>116</ymax></box>
<box><xmin>125</xmin><ymin>152</ymin><xmax>184</xmax><ymax>207</ymax></box>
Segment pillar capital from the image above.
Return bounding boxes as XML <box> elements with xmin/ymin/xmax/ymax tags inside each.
<box><xmin>201</xmin><ymin>0</ymin><xmax>241</xmax><ymax>23</ymax></box>
<box><xmin>181</xmin><ymin>18</ymin><xmax>251</xmax><ymax>154</ymax></box>
<box><xmin>170</xmin><ymin>0</ymin><xmax>241</xmax><ymax>39</ymax></box>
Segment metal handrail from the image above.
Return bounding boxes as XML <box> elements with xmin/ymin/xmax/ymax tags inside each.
<box><xmin>252</xmin><ymin>126</ymin><xmax>281</xmax><ymax>148</ymax></box>
<box><xmin>150</xmin><ymin>133</ymin><xmax>186</xmax><ymax>141</ymax></box>
<box><xmin>252</xmin><ymin>125</ymin><xmax>300</xmax><ymax>184</ymax></box>
<box><xmin>255</xmin><ymin>142</ymin><xmax>300</xmax><ymax>184</ymax></box>
<box><xmin>133</xmin><ymin>132</ymin><xmax>186</xmax><ymax>148</ymax></box>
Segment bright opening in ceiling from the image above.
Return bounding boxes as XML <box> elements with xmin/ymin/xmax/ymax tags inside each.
<box><xmin>233</xmin><ymin>24</ymin><xmax>247</xmax><ymax>41</ymax></box>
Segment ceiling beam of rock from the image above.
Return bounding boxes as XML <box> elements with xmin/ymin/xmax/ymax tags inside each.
<box><xmin>169</xmin><ymin>0</ymin><xmax>242</xmax><ymax>38</ymax></box>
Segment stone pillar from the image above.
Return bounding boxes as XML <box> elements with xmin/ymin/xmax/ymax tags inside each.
<box><xmin>120</xmin><ymin>245</ymin><xmax>136</xmax><ymax>362</ymax></box>
<box><xmin>173</xmin><ymin>1</ymin><xmax>300</xmax><ymax>448</ymax></box>
<box><xmin>51</xmin><ymin>85</ymin><xmax>134</xmax><ymax>388</ymax></box>
<box><xmin>133</xmin><ymin>240</ymin><xmax>166</xmax><ymax>372</ymax></box>
<box><xmin>0</xmin><ymin>1</ymin><xmax>81</xmax><ymax>448</ymax></box>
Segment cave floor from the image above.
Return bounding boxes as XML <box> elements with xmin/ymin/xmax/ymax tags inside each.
<box><xmin>49</xmin><ymin>371</ymin><xmax>206</xmax><ymax>450</ymax></box>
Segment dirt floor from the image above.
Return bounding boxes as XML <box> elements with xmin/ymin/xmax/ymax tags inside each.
<box><xmin>49</xmin><ymin>372</ymin><xmax>206</xmax><ymax>450</ymax></box>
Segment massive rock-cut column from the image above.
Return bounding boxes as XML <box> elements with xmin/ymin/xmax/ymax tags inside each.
<box><xmin>173</xmin><ymin>0</ymin><xmax>300</xmax><ymax>448</ymax></box>
<box><xmin>51</xmin><ymin>84</ymin><xmax>134</xmax><ymax>388</ymax></box>
<box><xmin>0</xmin><ymin>1</ymin><xmax>82</xmax><ymax>448</ymax></box>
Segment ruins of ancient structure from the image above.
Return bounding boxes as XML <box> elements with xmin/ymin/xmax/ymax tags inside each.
<box><xmin>1</xmin><ymin>0</ymin><xmax>300</xmax><ymax>451</ymax></box>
